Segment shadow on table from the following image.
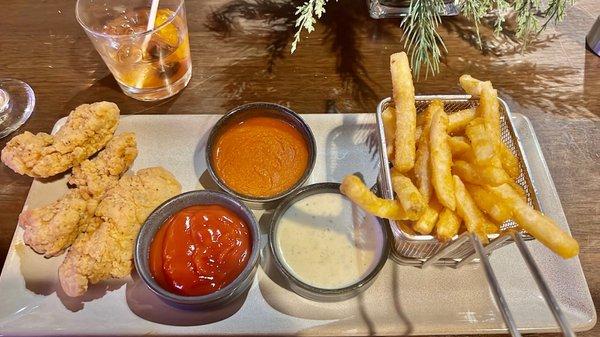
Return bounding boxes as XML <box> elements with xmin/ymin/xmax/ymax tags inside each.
<box><xmin>205</xmin><ymin>0</ymin><xmax>387</xmax><ymax>112</ymax></box>
<box><xmin>125</xmin><ymin>270</ymin><xmax>247</xmax><ymax>326</ymax></box>
<box><xmin>64</xmin><ymin>74</ymin><xmax>181</xmax><ymax>115</ymax></box>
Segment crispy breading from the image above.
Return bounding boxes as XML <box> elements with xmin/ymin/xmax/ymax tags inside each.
<box><xmin>59</xmin><ymin>167</ymin><xmax>181</xmax><ymax>297</ymax></box>
<box><xmin>19</xmin><ymin>133</ymin><xmax>137</xmax><ymax>257</ymax></box>
<box><xmin>68</xmin><ymin>132</ymin><xmax>138</xmax><ymax>197</ymax></box>
<box><xmin>1</xmin><ymin>102</ymin><xmax>120</xmax><ymax>178</ymax></box>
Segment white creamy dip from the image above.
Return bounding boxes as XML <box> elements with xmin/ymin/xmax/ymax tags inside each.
<box><xmin>275</xmin><ymin>192</ymin><xmax>385</xmax><ymax>290</ymax></box>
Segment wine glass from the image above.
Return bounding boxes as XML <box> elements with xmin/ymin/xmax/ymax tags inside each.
<box><xmin>0</xmin><ymin>78</ymin><xmax>35</xmax><ymax>139</ymax></box>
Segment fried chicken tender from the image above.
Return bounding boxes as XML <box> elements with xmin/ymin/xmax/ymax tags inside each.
<box><xmin>19</xmin><ymin>133</ymin><xmax>137</xmax><ymax>257</ymax></box>
<box><xmin>68</xmin><ymin>132</ymin><xmax>138</xmax><ymax>197</ymax></box>
<box><xmin>59</xmin><ymin>167</ymin><xmax>181</xmax><ymax>297</ymax></box>
<box><xmin>1</xmin><ymin>102</ymin><xmax>120</xmax><ymax>178</ymax></box>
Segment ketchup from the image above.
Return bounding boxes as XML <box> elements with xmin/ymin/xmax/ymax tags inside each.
<box><xmin>149</xmin><ymin>205</ymin><xmax>251</xmax><ymax>296</ymax></box>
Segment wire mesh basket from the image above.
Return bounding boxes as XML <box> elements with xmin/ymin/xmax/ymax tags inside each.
<box><xmin>375</xmin><ymin>95</ymin><xmax>575</xmax><ymax>336</ymax></box>
<box><xmin>376</xmin><ymin>95</ymin><xmax>538</xmax><ymax>267</ymax></box>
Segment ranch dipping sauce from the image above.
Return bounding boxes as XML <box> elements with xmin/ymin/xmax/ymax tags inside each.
<box><xmin>275</xmin><ymin>192</ymin><xmax>385</xmax><ymax>290</ymax></box>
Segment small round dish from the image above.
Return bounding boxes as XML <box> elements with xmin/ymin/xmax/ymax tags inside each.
<box><xmin>206</xmin><ymin>102</ymin><xmax>316</xmax><ymax>209</ymax></box>
<box><xmin>134</xmin><ymin>190</ymin><xmax>260</xmax><ymax>309</ymax></box>
<box><xmin>269</xmin><ymin>183</ymin><xmax>390</xmax><ymax>302</ymax></box>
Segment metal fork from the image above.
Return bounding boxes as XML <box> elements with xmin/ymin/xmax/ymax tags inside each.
<box><xmin>468</xmin><ymin>232</ymin><xmax>575</xmax><ymax>337</ymax></box>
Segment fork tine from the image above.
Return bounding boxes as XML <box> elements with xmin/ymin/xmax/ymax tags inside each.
<box><xmin>512</xmin><ymin>231</ymin><xmax>576</xmax><ymax>337</ymax></box>
<box><xmin>470</xmin><ymin>233</ymin><xmax>522</xmax><ymax>337</ymax></box>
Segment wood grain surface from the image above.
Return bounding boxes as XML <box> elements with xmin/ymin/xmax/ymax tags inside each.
<box><xmin>0</xmin><ymin>0</ymin><xmax>598</xmax><ymax>336</ymax></box>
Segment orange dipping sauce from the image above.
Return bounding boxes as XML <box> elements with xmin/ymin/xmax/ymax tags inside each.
<box><xmin>212</xmin><ymin>116</ymin><xmax>309</xmax><ymax>198</ymax></box>
<box><xmin>149</xmin><ymin>205</ymin><xmax>251</xmax><ymax>296</ymax></box>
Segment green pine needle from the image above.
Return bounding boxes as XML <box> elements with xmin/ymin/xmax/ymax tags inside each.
<box><xmin>400</xmin><ymin>0</ymin><xmax>447</xmax><ymax>77</ymax></box>
<box><xmin>291</xmin><ymin>0</ymin><xmax>575</xmax><ymax>76</ymax></box>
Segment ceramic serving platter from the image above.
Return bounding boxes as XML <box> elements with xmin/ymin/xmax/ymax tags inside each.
<box><xmin>0</xmin><ymin>113</ymin><xmax>595</xmax><ymax>336</ymax></box>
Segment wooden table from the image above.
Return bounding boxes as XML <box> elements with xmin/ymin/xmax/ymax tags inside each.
<box><xmin>0</xmin><ymin>0</ymin><xmax>598</xmax><ymax>335</ymax></box>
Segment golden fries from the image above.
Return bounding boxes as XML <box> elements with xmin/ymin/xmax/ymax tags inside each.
<box><xmin>448</xmin><ymin>136</ymin><xmax>470</xmax><ymax>156</ymax></box>
<box><xmin>390</xmin><ymin>52</ymin><xmax>416</xmax><ymax>172</ymax></box>
<box><xmin>414</xmin><ymin>101</ymin><xmax>440</xmax><ymax>203</ymax></box>
<box><xmin>484</xmin><ymin>217</ymin><xmax>500</xmax><ymax>234</ymax></box>
<box><xmin>448</xmin><ymin>108</ymin><xmax>477</xmax><ymax>134</ymax></box>
<box><xmin>452</xmin><ymin>160</ymin><xmax>483</xmax><ymax>185</ymax></box>
<box><xmin>453</xmin><ymin>175</ymin><xmax>488</xmax><ymax>244</ymax></box>
<box><xmin>462</xmin><ymin>76</ymin><xmax>501</xmax><ymax>141</ymax></box>
<box><xmin>340</xmin><ymin>175</ymin><xmax>411</xmax><ymax>220</ymax></box>
<box><xmin>466</xmin><ymin>183</ymin><xmax>512</xmax><ymax>224</ymax></box>
<box><xmin>465</xmin><ymin>118</ymin><xmax>495</xmax><ymax>165</ymax></box>
<box><xmin>435</xmin><ymin>208</ymin><xmax>461</xmax><ymax>242</ymax></box>
<box><xmin>340</xmin><ymin>57</ymin><xmax>579</xmax><ymax>260</ymax></box>
<box><xmin>382</xmin><ymin>105</ymin><xmax>396</xmax><ymax>159</ymax></box>
<box><xmin>391</xmin><ymin>170</ymin><xmax>426</xmax><ymax>220</ymax></box>
<box><xmin>488</xmin><ymin>184</ymin><xmax>579</xmax><ymax>258</ymax></box>
<box><xmin>509</xmin><ymin>180</ymin><xmax>528</xmax><ymax>202</ymax></box>
<box><xmin>429</xmin><ymin>106</ymin><xmax>456</xmax><ymax>210</ymax></box>
<box><xmin>499</xmin><ymin>142</ymin><xmax>521</xmax><ymax>178</ymax></box>
<box><xmin>459</xmin><ymin>74</ymin><xmax>487</xmax><ymax>96</ymax></box>
<box><xmin>478</xmin><ymin>161</ymin><xmax>512</xmax><ymax>186</ymax></box>
<box><xmin>413</xmin><ymin>206</ymin><xmax>439</xmax><ymax>235</ymax></box>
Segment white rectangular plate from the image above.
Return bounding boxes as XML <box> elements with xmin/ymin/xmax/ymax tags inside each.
<box><xmin>0</xmin><ymin>114</ymin><xmax>595</xmax><ymax>336</ymax></box>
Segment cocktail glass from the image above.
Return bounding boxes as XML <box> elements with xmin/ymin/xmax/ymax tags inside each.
<box><xmin>76</xmin><ymin>0</ymin><xmax>192</xmax><ymax>101</ymax></box>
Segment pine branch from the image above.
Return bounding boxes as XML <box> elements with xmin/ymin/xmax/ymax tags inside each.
<box><xmin>291</xmin><ymin>0</ymin><xmax>328</xmax><ymax>53</ymax></box>
<box><xmin>289</xmin><ymin>0</ymin><xmax>576</xmax><ymax>76</ymax></box>
<box><xmin>460</xmin><ymin>0</ymin><xmax>492</xmax><ymax>48</ymax></box>
<box><xmin>401</xmin><ymin>0</ymin><xmax>447</xmax><ymax>77</ymax></box>
<box><xmin>541</xmin><ymin>0</ymin><xmax>573</xmax><ymax>30</ymax></box>
<box><xmin>514</xmin><ymin>0</ymin><xmax>542</xmax><ymax>48</ymax></box>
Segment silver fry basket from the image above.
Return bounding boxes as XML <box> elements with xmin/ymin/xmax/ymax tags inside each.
<box><xmin>375</xmin><ymin>95</ymin><xmax>576</xmax><ymax>337</ymax></box>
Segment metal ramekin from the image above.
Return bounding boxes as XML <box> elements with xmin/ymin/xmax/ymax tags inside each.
<box><xmin>206</xmin><ymin>102</ymin><xmax>317</xmax><ymax>209</ymax></box>
<box><xmin>134</xmin><ymin>190</ymin><xmax>260</xmax><ymax>309</ymax></box>
<box><xmin>268</xmin><ymin>183</ymin><xmax>390</xmax><ymax>302</ymax></box>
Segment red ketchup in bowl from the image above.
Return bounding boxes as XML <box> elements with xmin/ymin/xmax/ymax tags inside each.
<box><xmin>149</xmin><ymin>205</ymin><xmax>251</xmax><ymax>296</ymax></box>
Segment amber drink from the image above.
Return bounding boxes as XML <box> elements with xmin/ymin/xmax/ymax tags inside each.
<box><xmin>76</xmin><ymin>0</ymin><xmax>191</xmax><ymax>101</ymax></box>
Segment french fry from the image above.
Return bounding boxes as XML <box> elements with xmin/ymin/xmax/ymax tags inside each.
<box><xmin>484</xmin><ymin>217</ymin><xmax>500</xmax><ymax>234</ymax></box>
<box><xmin>452</xmin><ymin>158</ymin><xmax>510</xmax><ymax>187</ymax></box>
<box><xmin>435</xmin><ymin>208</ymin><xmax>461</xmax><ymax>242</ymax></box>
<box><xmin>476</xmin><ymin>80</ymin><xmax>501</xmax><ymax>142</ymax></box>
<box><xmin>429</xmin><ymin>106</ymin><xmax>456</xmax><ymax>210</ymax></box>
<box><xmin>340</xmin><ymin>175</ymin><xmax>411</xmax><ymax>220</ymax></box>
<box><xmin>509</xmin><ymin>180</ymin><xmax>528</xmax><ymax>202</ymax></box>
<box><xmin>390</xmin><ymin>52</ymin><xmax>416</xmax><ymax>172</ymax></box>
<box><xmin>466</xmin><ymin>183</ymin><xmax>512</xmax><ymax>224</ymax></box>
<box><xmin>453</xmin><ymin>175</ymin><xmax>488</xmax><ymax>244</ymax></box>
<box><xmin>448</xmin><ymin>136</ymin><xmax>470</xmax><ymax>156</ymax></box>
<box><xmin>391</xmin><ymin>170</ymin><xmax>426</xmax><ymax>220</ymax></box>
<box><xmin>459</xmin><ymin>74</ymin><xmax>487</xmax><ymax>96</ymax></box>
<box><xmin>458</xmin><ymin>144</ymin><xmax>511</xmax><ymax>186</ymax></box>
<box><xmin>448</xmin><ymin>108</ymin><xmax>477</xmax><ymax>134</ymax></box>
<box><xmin>499</xmin><ymin>142</ymin><xmax>521</xmax><ymax>178</ymax></box>
<box><xmin>382</xmin><ymin>106</ymin><xmax>396</xmax><ymax>159</ymax></box>
<box><xmin>461</xmin><ymin>75</ymin><xmax>503</xmax><ymax>161</ymax></box>
<box><xmin>460</xmin><ymin>74</ymin><xmax>500</xmax><ymax>138</ymax></box>
<box><xmin>488</xmin><ymin>183</ymin><xmax>579</xmax><ymax>259</ymax></box>
<box><xmin>413</xmin><ymin>206</ymin><xmax>440</xmax><ymax>235</ymax></box>
<box><xmin>478</xmin><ymin>161</ymin><xmax>512</xmax><ymax>186</ymax></box>
<box><xmin>465</xmin><ymin>118</ymin><xmax>495</xmax><ymax>165</ymax></box>
<box><xmin>452</xmin><ymin>160</ymin><xmax>482</xmax><ymax>185</ymax></box>
<box><xmin>414</xmin><ymin>100</ymin><xmax>441</xmax><ymax>203</ymax></box>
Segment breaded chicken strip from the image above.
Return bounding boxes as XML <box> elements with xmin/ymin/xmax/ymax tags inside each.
<box><xmin>19</xmin><ymin>133</ymin><xmax>137</xmax><ymax>257</ymax></box>
<box><xmin>1</xmin><ymin>101</ymin><xmax>120</xmax><ymax>178</ymax></box>
<box><xmin>68</xmin><ymin>132</ymin><xmax>138</xmax><ymax>197</ymax></box>
<box><xmin>59</xmin><ymin>167</ymin><xmax>181</xmax><ymax>297</ymax></box>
